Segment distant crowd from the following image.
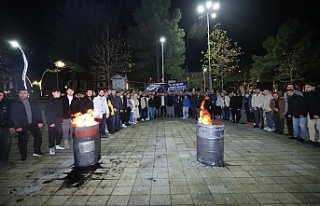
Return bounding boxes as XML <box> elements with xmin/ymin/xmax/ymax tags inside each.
<box><xmin>0</xmin><ymin>82</ymin><xmax>319</xmax><ymax>165</ymax></box>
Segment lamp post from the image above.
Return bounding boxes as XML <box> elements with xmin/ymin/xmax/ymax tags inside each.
<box><xmin>160</xmin><ymin>37</ymin><xmax>166</xmax><ymax>83</ymax></box>
<box><xmin>9</xmin><ymin>41</ymin><xmax>28</xmax><ymax>90</ymax></box>
<box><xmin>197</xmin><ymin>1</ymin><xmax>220</xmax><ymax>90</ymax></box>
<box><xmin>32</xmin><ymin>70</ymin><xmax>49</xmax><ymax>96</ymax></box>
<box><xmin>54</xmin><ymin>61</ymin><xmax>65</xmax><ymax>88</ymax></box>
<box><xmin>203</xmin><ymin>68</ymin><xmax>207</xmax><ymax>91</ymax></box>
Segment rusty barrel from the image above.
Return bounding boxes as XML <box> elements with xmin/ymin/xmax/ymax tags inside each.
<box><xmin>72</xmin><ymin>124</ymin><xmax>101</xmax><ymax>167</ymax></box>
<box><xmin>197</xmin><ymin>122</ymin><xmax>224</xmax><ymax>166</ymax></box>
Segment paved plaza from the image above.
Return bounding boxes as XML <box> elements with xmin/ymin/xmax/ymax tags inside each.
<box><xmin>0</xmin><ymin>119</ymin><xmax>320</xmax><ymax>205</ymax></box>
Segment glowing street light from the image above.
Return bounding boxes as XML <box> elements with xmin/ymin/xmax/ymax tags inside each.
<box><xmin>160</xmin><ymin>37</ymin><xmax>166</xmax><ymax>83</ymax></box>
<box><xmin>54</xmin><ymin>60</ymin><xmax>65</xmax><ymax>88</ymax></box>
<box><xmin>197</xmin><ymin>1</ymin><xmax>220</xmax><ymax>90</ymax></box>
<box><xmin>9</xmin><ymin>41</ymin><xmax>28</xmax><ymax>90</ymax></box>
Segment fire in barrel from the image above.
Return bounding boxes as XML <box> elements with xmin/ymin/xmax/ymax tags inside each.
<box><xmin>71</xmin><ymin>109</ymin><xmax>101</xmax><ymax>167</ymax></box>
<box><xmin>197</xmin><ymin>96</ymin><xmax>224</xmax><ymax>166</ymax></box>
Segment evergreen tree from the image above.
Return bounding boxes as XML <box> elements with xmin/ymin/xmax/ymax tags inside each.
<box><xmin>127</xmin><ymin>0</ymin><xmax>186</xmax><ymax>82</ymax></box>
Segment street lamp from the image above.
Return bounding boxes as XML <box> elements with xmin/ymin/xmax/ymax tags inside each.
<box><xmin>160</xmin><ymin>37</ymin><xmax>166</xmax><ymax>83</ymax></box>
<box><xmin>197</xmin><ymin>1</ymin><xmax>220</xmax><ymax>90</ymax></box>
<box><xmin>9</xmin><ymin>41</ymin><xmax>28</xmax><ymax>90</ymax></box>
<box><xmin>32</xmin><ymin>70</ymin><xmax>49</xmax><ymax>96</ymax></box>
<box><xmin>54</xmin><ymin>60</ymin><xmax>65</xmax><ymax>88</ymax></box>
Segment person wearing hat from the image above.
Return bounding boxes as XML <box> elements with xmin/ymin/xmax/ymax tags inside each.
<box><xmin>304</xmin><ymin>82</ymin><xmax>320</xmax><ymax>146</ymax></box>
<box><xmin>10</xmin><ymin>88</ymin><xmax>44</xmax><ymax>161</ymax></box>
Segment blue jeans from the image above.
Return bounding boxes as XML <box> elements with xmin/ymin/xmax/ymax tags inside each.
<box><xmin>292</xmin><ymin>117</ymin><xmax>307</xmax><ymax>139</ymax></box>
<box><xmin>265</xmin><ymin>112</ymin><xmax>274</xmax><ymax>129</ymax></box>
<box><xmin>149</xmin><ymin>107</ymin><xmax>155</xmax><ymax>119</ymax></box>
<box><xmin>130</xmin><ymin>111</ymin><xmax>134</xmax><ymax>122</ymax></box>
<box><xmin>112</xmin><ymin>112</ymin><xmax>121</xmax><ymax>130</ymax></box>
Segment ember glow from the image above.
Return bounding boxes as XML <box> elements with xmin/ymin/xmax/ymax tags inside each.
<box><xmin>198</xmin><ymin>96</ymin><xmax>214</xmax><ymax>125</ymax></box>
<box><xmin>71</xmin><ymin>109</ymin><xmax>99</xmax><ymax>127</ymax></box>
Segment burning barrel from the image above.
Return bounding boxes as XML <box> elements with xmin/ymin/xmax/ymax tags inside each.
<box><xmin>197</xmin><ymin>96</ymin><xmax>225</xmax><ymax>167</ymax></box>
<box><xmin>72</xmin><ymin>110</ymin><xmax>101</xmax><ymax>167</ymax></box>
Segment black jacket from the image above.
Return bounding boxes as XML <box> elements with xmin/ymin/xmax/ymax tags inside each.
<box><xmin>61</xmin><ymin>95</ymin><xmax>80</xmax><ymax>119</ymax></box>
<box><xmin>304</xmin><ymin>90</ymin><xmax>320</xmax><ymax>118</ymax></box>
<box><xmin>108</xmin><ymin>95</ymin><xmax>122</xmax><ymax>111</ymax></box>
<box><xmin>45</xmin><ymin>96</ymin><xmax>63</xmax><ymax>125</ymax></box>
<box><xmin>0</xmin><ymin>99</ymin><xmax>11</xmax><ymax>127</ymax></box>
<box><xmin>287</xmin><ymin>94</ymin><xmax>307</xmax><ymax>118</ymax></box>
<box><xmin>230</xmin><ymin>95</ymin><xmax>243</xmax><ymax>109</ymax></box>
<box><xmin>10</xmin><ymin>98</ymin><xmax>43</xmax><ymax>129</ymax></box>
<box><xmin>154</xmin><ymin>96</ymin><xmax>161</xmax><ymax>108</ymax></box>
<box><xmin>79</xmin><ymin>95</ymin><xmax>93</xmax><ymax>114</ymax></box>
<box><xmin>120</xmin><ymin>95</ymin><xmax>127</xmax><ymax>110</ymax></box>
<box><xmin>148</xmin><ymin>98</ymin><xmax>156</xmax><ymax>108</ymax></box>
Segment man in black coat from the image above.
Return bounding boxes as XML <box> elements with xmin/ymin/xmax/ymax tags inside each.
<box><xmin>45</xmin><ymin>88</ymin><xmax>64</xmax><ymax>154</ymax></box>
<box><xmin>79</xmin><ymin>89</ymin><xmax>94</xmax><ymax>114</ymax></box>
<box><xmin>61</xmin><ymin>87</ymin><xmax>80</xmax><ymax>149</ymax></box>
<box><xmin>119</xmin><ymin>90</ymin><xmax>128</xmax><ymax>127</ymax></box>
<box><xmin>108</xmin><ymin>89</ymin><xmax>122</xmax><ymax>132</ymax></box>
<box><xmin>10</xmin><ymin>89</ymin><xmax>44</xmax><ymax>161</ymax></box>
<box><xmin>286</xmin><ymin>89</ymin><xmax>307</xmax><ymax>141</ymax></box>
<box><xmin>304</xmin><ymin>82</ymin><xmax>320</xmax><ymax>145</ymax></box>
<box><xmin>230</xmin><ymin>91</ymin><xmax>243</xmax><ymax>123</ymax></box>
<box><xmin>0</xmin><ymin>90</ymin><xmax>14</xmax><ymax>165</ymax></box>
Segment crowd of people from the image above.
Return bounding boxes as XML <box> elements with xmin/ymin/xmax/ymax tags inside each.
<box><xmin>0</xmin><ymin>82</ymin><xmax>319</xmax><ymax>165</ymax></box>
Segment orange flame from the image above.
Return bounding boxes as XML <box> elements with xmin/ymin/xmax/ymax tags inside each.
<box><xmin>71</xmin><ymin>109</ymin><xmax>99</xmax><ymax>127</ymax></box>
<box><xmin>198</xmin><ymin>96</ymin><xmax>214</xmax><ymax>125</ymax></box>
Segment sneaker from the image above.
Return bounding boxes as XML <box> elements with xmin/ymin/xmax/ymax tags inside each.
<box><xmin>145</xmin><ymin>118</ymin><xmax>150</xmax><ymax>120</ymax></box>
<box><xmin>141</xmin><ymin>119</ymin><xmax>145</xmax><ymax>121</ymax></box>
<box><xmin>33</xmin><ymin>152</ymin><xmax>44</xmax><ymax>157</ymax></box>
<box><xmin>267</xmin><ymin>128</ymin><xmax>273</xmax><ymax>132</ymax></box>
<box><xmin>55</xmin><ymin>145</ymin><xmax>65</xmax><ymax>150</ymax></box>
<box><xmin>122</xmin><ymin>124</ymin><xmax>127</xmax><ymax>128</ymax></box>
<box><xmin>49</xmin><ymin>148</ymin><xmax>55</xmax><ymax>155</ymax></box>
<box><xmin>264</xmin><ymin>127</ymin><xmax>269</xmax><ymax>131</ymax></box>
<box><xmin>20</xmin><ymin>158</ymin><xmax>27</xmax><ymax>162</ymax></box>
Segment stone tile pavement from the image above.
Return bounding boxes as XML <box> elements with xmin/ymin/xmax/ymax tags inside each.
<box><xmin>0</xmin><ymin>119</ymin><xmax>320</xmax><ymax>205</ymax></box>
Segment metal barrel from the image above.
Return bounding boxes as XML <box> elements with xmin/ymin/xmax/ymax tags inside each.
<box><xmin>72</xmin><ymin>124</ymin><xmax>101</xmax><ymax>167</ymax></box>
<box><xmin>197</xmin><ymin>122</ymin><xmax>224</xmax><ymax>166</ymax></box>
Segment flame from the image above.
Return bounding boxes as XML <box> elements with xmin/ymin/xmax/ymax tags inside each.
<box><xmin>198</xmin><ymin>96</ymin><xmax>214</xmax><ymax>125</ymax></box>
<box><xmin>71</xmin><ymin>109</ymin><xmax>99</xmax><ymax>127</ymax></box>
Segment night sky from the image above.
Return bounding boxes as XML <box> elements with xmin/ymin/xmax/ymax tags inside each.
<box><xmin>1</xmin><ymin>0</ymin><xmax>319</xmax><ymax>81</ymax></box>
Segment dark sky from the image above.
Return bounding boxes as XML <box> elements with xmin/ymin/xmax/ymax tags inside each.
<box><xmin>1</xmin><ymin>0</ymin><xmax>319</xmax><ymax>81</ymax></box>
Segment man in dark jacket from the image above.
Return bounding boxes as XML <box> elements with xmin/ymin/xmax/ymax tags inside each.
<box><xmin>79</xmin><ymin>89</ymin><xmax>94</xmax><ymax>114</ymax></box>
<box><xmin>45</xmin><ymin>88</ymin><xmax>64</xmax><ymax>155</ymax></box>
<box><xmin>286</xmin><ymin>89</ymin><xmax>307</xmax><ymax>141</ymax></box>
<box><xmin>304</xmin><ymin>82</ymin><xmax>320</xmax><ymax>145</ymax></box>
<box><xmin>230</xmin><ymin>91</ymin><xmax>242</xmax><ymax>123</ymax></box>
<box><xmin>108</xmin><ymin>89</ymin><xmax>122</xmax><ymax>132</ymax></box>
<box><xmin>0</xmin><ymin>90</ymin><xmax>14</xmax><ymax>165</ymax></box>
<box><xmin>10</xmin><ymin>89</ymin><xmax>44</xmax><ymax>161</ymax></box>
<box><xmin>61</xmin><ymin>87</ymin><xmax>80</xmax><ymax>149</ymax></box>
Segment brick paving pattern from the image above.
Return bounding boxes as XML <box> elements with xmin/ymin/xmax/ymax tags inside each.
<box><xmin>0</xmin><ymin>119</ymin><xmax>320</xmax><ymax>205</ymax></box>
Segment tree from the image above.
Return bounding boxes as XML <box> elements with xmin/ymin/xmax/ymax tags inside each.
<box><xmin>250</xmin><ymin>19</ymin><xmax>319</xmax><ymax>84</ymax></box>
<box><xmin>88</xmin><ymin>26</ymin><xmax>133</xmax><ymax>88</ymax></box>
<box><xmin>201</xmin><ymin>24</ymin><xmax>242</xmax><ymax>90</ymax></box>
<box><xmin>127</xmin><ymin>0</ymin><xmax>186</xmax><ymax>82</ymax></box>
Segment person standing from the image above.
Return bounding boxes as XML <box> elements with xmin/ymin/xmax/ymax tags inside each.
<box><xmin>263</xmin><ymin>89</ymin><xmax>274</xmax><ymax>132</ymax></box>
<box><xmin>45</xmin><ymin>88</ymin><xmax>64</xmax><ymax>155</ymax></box>
<box><xmin>230</xmin><ymin>91</ymin><xmax>242</xmax><ymax>123</ymax></box>
<box><xmin>241</xmin><ymin>92</ymin><xmax>252</xmax><ymax>124</ymax></box>
<box><xmin>220</xmin><ymin>92</ymin><xmax>230</xmax><ymax>120</ymax></box>
<box><xmin>251</xmin><ymin>88</ymin><xmax>264</xmax><ymax>129</ymax></box>
<box><xmin>61</xmin><ymin>87</ymin><xmax>79</xmax><ymax>149</ymax></box>
<box><xmin>108</xmin><ymin>89</ymin><xmax>122</xmax><ymax>132</ymax></box>
<box><xmin>286</xmin><ymin>89</ymin><xmax>307</xmax><ymax>141</ymax></box>
<box><xmin>166</xmin><ymin>91</ymin><xmax>175</xmax><ymax>117</ymax></box>
<box><xmin>182</xmin><ymin>95</ymin><xmax>191</xmax><ymax>119</ymax></box>
<box><xmin>270</xmin><ymin>92</ymin><xmax>286</xmax><ymax>134</ymax></box>
<box><xmin>119</xmin><ymin>90</ymin><xmax>128</xmax><ymax>127</ymax></box>
<box><xmin>0</xmin><ymin>90</ymin><xmax>14</xmax><ymax>165</ymax></box>
<box><xmin>304</xmin><ymin>82</ymin><xmax>320</xmax><ymax>145</ymax></box>
<box><xmin>10</xmin><ymin>89</ymin><xmax>44</xmax><ymax>161</ymax></box>
<box><xmin>215</xmin><ymin>91</ymin><xmax>222</xmax><ymax>119</ymax></box>
<box><xmin>93</xmin><ymin>89</ymin><xmax>110</xmax><ymax>138</ymax></box>
<box><xmin>79</xmin><ymin>89</ymin><xmax>94</xmax><ymax>114</ymax></box>
<box><xmin>284</xmin><ymin>84</ymin><xmax>303</xmax><ymax>136</ymax></box>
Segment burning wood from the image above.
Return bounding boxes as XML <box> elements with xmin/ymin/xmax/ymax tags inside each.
<box><xmin>71</xmin><ymin>109</ymin><xmax>99</xmax><ymax>127</ymax></box>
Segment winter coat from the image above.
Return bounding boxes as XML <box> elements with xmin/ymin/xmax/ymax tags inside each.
<box><xmin>10</xmin><ymin>98</ymin><xmax>43</xmax><ymax>129</ymax></box>
<box><xmin>93</xmin><ymin>96</ymin><xmax>109</xmax><ymax>119</ymax></box>
<box><xmin>61</xmin><ymin>95</ymin><xmax>80</xmax><ymax>119</ymax></box>
<box><xmin>0</xmin><ymin>99</ymin><xmax>11</xmax><ymax>127</ymax></box>
<box><xmin>45</xmin><ymin>96</ymin><xmax>63</xmax><ymax>125</ymax></box>
<box><xmin>287</xmin><ymin>94</ymin><xmax>307</xmax><ymax>118</ymax></box>
<box><xmin>263</xmin><ymin>94</ymin><xmax>273</xmax><ymax>112</ymax></box>
<box><xmin>270</xmin><ymin>97</ymin><xmax>286</xmax><ymax>119</ymax></box>
<box><xmin>79</xmin><ymin>95</ymin><xmax>93</xmax><ymax>114</ymax></box>
<box><xmin>182</xmin><ymin>97</ymin><xmax>191</xmax><ymax>107</ymax></box>
<box><xmin>304</xmin><ymin>90</ymin><xmax>320</xmax><ymax>119</ymax></box>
